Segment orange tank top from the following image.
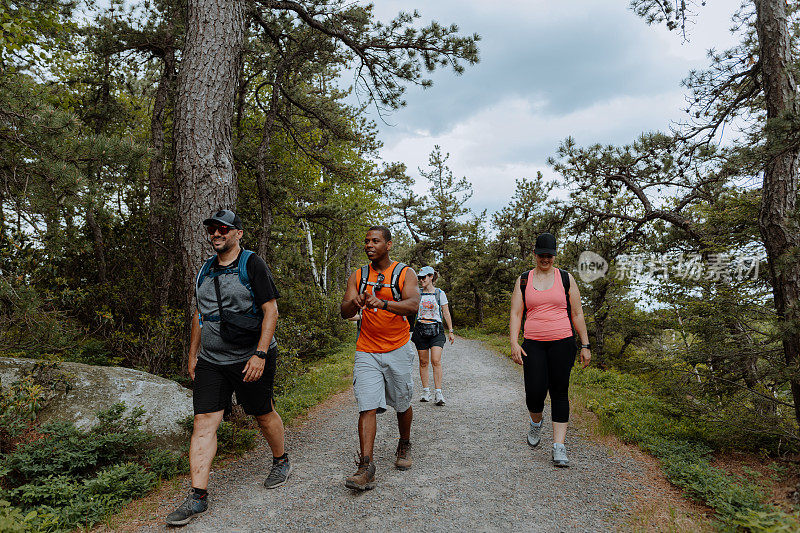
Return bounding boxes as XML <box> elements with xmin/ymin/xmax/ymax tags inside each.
<box><xmin>523</xmin><ymin>268</ymin><xmax>574</xmax><ymax>341</ymax></box>
<box><xmin>356</xmin><ymin>261</ymin><xmax>411</xmax><ymax>353</ymax></box>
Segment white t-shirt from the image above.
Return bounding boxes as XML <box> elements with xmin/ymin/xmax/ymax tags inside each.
<box><xmin>417</xmin><ymin>289</ymin><xmax>448</xmax><ymax>322</ymax></box>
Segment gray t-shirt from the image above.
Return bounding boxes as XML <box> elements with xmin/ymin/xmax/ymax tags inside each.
<box><xmin>196</xmin><ymin>251</ymin><xmax>280</xmax><ymax>365</ymax></box>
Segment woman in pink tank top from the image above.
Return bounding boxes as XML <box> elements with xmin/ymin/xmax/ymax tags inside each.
<box><xmin>508</xmin><ymin>233</ymin><xmax>591</xmax><ymax>468</ymax></box>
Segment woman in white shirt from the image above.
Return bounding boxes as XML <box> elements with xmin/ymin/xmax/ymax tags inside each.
<box><xmin>411</xmin><ymin>266</ymin><xmax>455</xmax><ymax>405</ymax></box>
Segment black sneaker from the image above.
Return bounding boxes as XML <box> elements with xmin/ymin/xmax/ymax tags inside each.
<box><xmin>264</xmin><ymin>456</ymin><xmax>292</xmax><ymax>489</ymax></box>
<box><xmin>165</xmin><ymin>489</ymin><xmax>208</xmax><ymax>526</ymax></box>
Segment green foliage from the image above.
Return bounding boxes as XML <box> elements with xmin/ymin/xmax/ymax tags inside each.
<box><xmin>3</xmin><ymin>404</ymin><xmax>149</xmax><ymax>485</ymax></box>
<box><xmin>145</xmin><ymin>449</ymin><xmax>188</xmax><ymax>481</ymax></box>
<box><xmin>573</xmin><ymin>368</ymin><xmax>798</xmax><ymax>530</ymax></box>
<box><xmin>0</xmin><ymin>403</ymin><xmax>169</xmax><ymax>531</ymax></box>
<box><xmin>0</xmin><ymin>499</ymin><xmax>58</xmax><ymax>533</ymax></box>
<box><xmin>274</xmin><ymin>339</ymin><xmax>354</xmax><ymax>426</ymax></box>
<box><xmin>0</xmin><ymin>374</ymin><xmax>46</xmax><ymax>453</ymax></box>
<box><xmin>729</xmin><ymin>509</ymin><xmax>800</xmax><ymax>532</ymax></box>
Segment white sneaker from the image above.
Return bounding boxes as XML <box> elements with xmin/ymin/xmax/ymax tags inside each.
<box><xmin>434</xmin><ymin>390</ymin><xmax>445</xmax><ymax>406</ymax></box>
<box><xmin>420</xmin><ymin>388</ymin><xmax>431</xmax><ymax>402</ymax></box>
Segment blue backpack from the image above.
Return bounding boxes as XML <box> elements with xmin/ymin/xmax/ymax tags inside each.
<box><xmin>195</xmin><ymin>249</ymin><xmax>260</xmax><ymax>325</ymax></box>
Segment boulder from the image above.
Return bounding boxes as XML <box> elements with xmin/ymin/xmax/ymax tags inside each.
<box><xmin>0</xmin><ymin>357</ymin><xmax>192</xmax><ymax>448</ymax></box>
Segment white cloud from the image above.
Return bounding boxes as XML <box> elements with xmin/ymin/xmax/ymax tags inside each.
<box><xmin>382</xmin><ymin>89</ymin><xmax>693</xmax><ymax>215</ymax></box>
<box><xmin>369</xmin><ymin>0</ymin><xmax>741</xmax><ymax>218</ymax></box>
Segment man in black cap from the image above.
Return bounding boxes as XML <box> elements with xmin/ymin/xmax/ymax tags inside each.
<box><xmin>166</xmin><ymin>209</ymin><xmax>290</xmax><ymax>526</ymax></box>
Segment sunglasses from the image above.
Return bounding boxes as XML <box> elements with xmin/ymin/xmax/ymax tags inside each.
<box><xmin>418</xmin><ymin>275</ymin><xmax>431</xmax><ymax>280</ymax></box>
<box><xmin>375</xmin><ymin>273</ymin><xmax>385</xmax><ymax>288</ymax></box>
<box><xmin>538</xmin><ymin>254</ymin><xmax>554</xmax><ymax>259</ymax></box>
<box><xmin>206</xmin><ymin>225</ymin><xmax>234</xmax><ymax>236</ymax></box>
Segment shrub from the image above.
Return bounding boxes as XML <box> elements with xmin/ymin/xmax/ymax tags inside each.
<box><xmin>0</xmin><ymin>374</ymin><xmax>47</xmax><ymax>454</ymax></box>
<box><xmin>572</xmin><ymin>368</ymin><xmax>796</xmax><ymax>530</ymax></box>
<box><xmin>145</xmin><ymin>449</ymin><xmax>188</xmax><ymax>480</ymax></box>
<box><xmin>0</xmin><ymin>403</ymin><xmax>182</xmax><ymax>532</ymax></box>
<box><xmin>3</xmin><ymin>404</ymin><xmax>150</xmax><ymax>486</ymax></box>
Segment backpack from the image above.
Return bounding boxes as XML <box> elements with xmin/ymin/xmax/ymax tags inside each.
<box><xmin>519</xmin><ymin>268</ymin><xmax>573</xmax><ymax>334</ymax></box>
<box><xmin>357</xmin><ymin>261</ymin><xmax>408</xmax><ymax>301</ymax></box>
<box><xmin>196</xmin><ymin>249</ymin><xmax>260</xmax><ymax>326</ymax></box>
<box><xmin>356</xmin><ymin>262</ymin><xmax>411</xmax><ymax>333</ymax></box>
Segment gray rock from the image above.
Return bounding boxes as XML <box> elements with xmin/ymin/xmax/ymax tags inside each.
<box><xmin>0</xmin><ymin>357</ymin><xmax>192</xmax><ymax>448</ymax></box>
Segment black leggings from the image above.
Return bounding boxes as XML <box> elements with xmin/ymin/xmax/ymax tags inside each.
<box><xmin>522</xmin><ymin>337</ymin><xmax>576</xmax><ymax>423</ymax></box>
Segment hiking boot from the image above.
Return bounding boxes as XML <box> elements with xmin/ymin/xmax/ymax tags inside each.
<box><xmin>165</xmin><ymin>489</ymin><xmax>208</xmax><ymax>526</ymax></box>
<box><xmin>434</xmin><ymin>390</ymin><xmax>446</xmax><ymax>406</ymax></box>
<box><xmin>552</xmin><ymin>443</ymin><xmax>569</xmax><ymax>467</ymax></box>
<box><xmin>263</xmin><ymin>456</ymin><xmax>292</xmax><ymax>489</ymax></box>
<box><xmin>345</xmin><ymin>455</ymin><xmax>376</xmax><ymax>491</ymax></box>
<box><xmin>527</xmin><ymin>421</ymin><xmax>542</xmax><ymax>447</ymax></box>
<box><xmin>395</xmin><ymin>439</ymin><xmax>412</xmax><ymax>470</ymax></box>
<box><xmin>420</xmin><ymin>388</ymin><xmax>431</xmax><ymax>402</ymax></box>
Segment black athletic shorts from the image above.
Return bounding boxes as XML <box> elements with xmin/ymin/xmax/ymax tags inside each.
<box><xmin>193</xmin><ymin>347</ymin><xmax>278</xmax><ymax>416</ymax></box>
<box><xmin>411</xmin><ymin>322</ymin><xmax>446</xmax><ymax>350</ymax></box>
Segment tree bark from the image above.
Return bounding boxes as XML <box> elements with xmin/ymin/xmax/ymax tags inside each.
<box><xmin>148</xmin><ymin>41</ymin><xmax>178</xmax><ymax>307</ymax></box>
<box><xmin>174</xmin><ymin>0</ymin><xmax>245</xmax><ymax>306</ymax></box>
<box><xmin>255</xmin><ymin>61</ymin><xmax>286</xmax><ymax>261</ymax></box>
<box><xmin>85</xmin><ymin>203</ymin><xmax>107</xmax><ymax>283</ymax></box>
<box><xmin>754</xmin><ymin>0</ymin><xmax>800</xmax><ymax>430</ymax></box>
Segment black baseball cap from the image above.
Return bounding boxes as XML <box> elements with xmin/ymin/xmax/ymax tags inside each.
<box><xmin>534</xmin><ymin>233</ymin><xmax>557</xmax><ymax>255</ymax></box>
<box><xmin>203</xmin><ymin>209</ymin><xmax>243</xmax><ymax>229</ymax></box>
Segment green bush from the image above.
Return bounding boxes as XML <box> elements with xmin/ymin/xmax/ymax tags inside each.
<box><xmin>83</xmin><ymin>462</ymin><xmax>157</xmax><ymax>505</ymax></box>
<box><xmin>0</xmin><ymin>500</ymin><xmax>58</xmax><ymax>533</ymax></box>
<box><xmin>572</xmin><ymin>367</ymin><xmax>797</xmax><ymax>531</ymax></box>
<box><xmin>145</xmin><ymin>449</ymin><xmax>188</xmax><ymax>480</ymax></box>
<box><xmin>3</xmin><ymin>404</ymin><xmax>150</xmax><ymax>485</ymax></box>
<box><xmin>0</xmin><ymin>403</ymin><xmax>173</xmax><ymax>532</ymax></box>
<box><xmin>0</xmin><ymin>374</ymin><xmax>47</xmax><ymax>453</ymax></box>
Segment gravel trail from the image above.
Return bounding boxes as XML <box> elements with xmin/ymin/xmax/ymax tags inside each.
<box><xmin>144</xmin><ymin>336</ymin><xmax>644</xmax><ymax>532</ymax></box>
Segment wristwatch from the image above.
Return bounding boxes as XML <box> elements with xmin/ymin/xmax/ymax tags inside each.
<box><xmin>449</xmin><ymin>329</ymin><xmax>454</xmax><ymax>333</ymax></box>
<box><xmin>382</xmin><ymin>299</ymin><xmax>388</xmax><ymax>310</ymax></box>
<box><xmin>581</xmin><ymin>344</ymin><xmax>591</xmax><ymax>349</ymax></box>
<box><xmin>254</xmin><ymin>350</ymin><xmax>269</xmax><ymax>359</ymax></box>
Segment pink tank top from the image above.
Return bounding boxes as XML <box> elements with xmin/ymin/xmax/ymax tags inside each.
<box><xmin>523</xmin><ymin>268</ymin><xmax>573</xmax><ymax>341</ymax></box>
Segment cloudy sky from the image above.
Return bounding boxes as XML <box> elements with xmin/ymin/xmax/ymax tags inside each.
<box><xmin>357</xmin><ymin>1</ymin><xmax>741</xmax><ymax>216</ymax></box>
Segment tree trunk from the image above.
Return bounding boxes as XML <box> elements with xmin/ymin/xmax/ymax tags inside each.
<box><xmin>148</xmin><ymin>42</ymin><xmax>178</xmax><ymax>308</ymax></box>
<box><xmin>85</xmin><ymin>203</ymin><xmax>107</xmax><ymax>283</ymax></box>
<box><xmin>255</xmin><ymin>61</ymin><xmax>285</xmax><ymax>261</ymax></box>
<box><xmin>473</xmin><ymin>287</ymin><xmax>483</xmax><ymax>324</ymax></box>
<box><xmin>174</xmin><ymin>0</ymin><xmax>245</xmax><ymax>307</ymax></box>
<box><xmin>754</xmin><ymin>0</ymin><xmax>800</xmax><ymax>430</ymax></box>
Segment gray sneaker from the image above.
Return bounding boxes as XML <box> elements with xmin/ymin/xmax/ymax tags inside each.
<box><xmin>552</xmin><ymin>443</ymin><xmax>569</xmax><ymax>467</ymax></box>
<box><xmin>165</xmin><ymin>490</ymin><xmax>208</xmax><ymax>526</ymax></box>
<box><xmin>264</xmin><ymin>457</ymin><xmax>292</xmax><ymax>489</ymax></box>
<box><xmin>420</xmin><ymin>388</ymin><xmax>431</xmax><ymax>402</ymax></box>
<box><xmin>527</xmin><ymin>422</ymin><xmax>542</xmax><ymax>447</ymax></box>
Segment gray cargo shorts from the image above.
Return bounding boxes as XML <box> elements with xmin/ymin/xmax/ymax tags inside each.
<box><xmin>353</xmin><ymin>341</ymin><xmax>415</xmax><ymax>414</ymax></box>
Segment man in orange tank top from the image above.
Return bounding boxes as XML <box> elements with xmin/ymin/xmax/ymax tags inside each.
<box><xmin>340</xmin><ymin>226</ymin><xmax>420</xmax><ymax>490</ymax></box>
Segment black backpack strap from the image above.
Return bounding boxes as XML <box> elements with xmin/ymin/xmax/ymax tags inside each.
<box><xmin>519</xmin><ymin>270</ymin><xmax>531</xmax><ymax>325</ymax></box>
<box><xmin>560</xmin><ymin>268</ymin><xmax>575</xmax><ymax>336</ymax></box>
<box><xmin>357</xmin><ymin>265</ymin><xmax>370</xmax><ymax>294</ymax></box>
<box><xmin>389</xmin><ymin>262</ymin><xmax>407</xmax><ymax>301</ymax></box>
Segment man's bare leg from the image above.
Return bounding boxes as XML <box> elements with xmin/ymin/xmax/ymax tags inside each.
<box><xmin>189</xmin><ymin>411</ymin><xmax>224</xmax><ymax>490</ymax></box>
<box><xmin>358</xmin><ymin>409</ymin><xmax>377</xmax><ymax>458</ymax></box>
<box><xmin>255</xmin><ymin>402</ymin><xmax>285</xmax><ymax>457</ymax></box>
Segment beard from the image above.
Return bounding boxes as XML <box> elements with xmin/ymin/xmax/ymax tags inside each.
<box><xmin>211</xmin><ymin>237</ymin><xmax>233</xmax><ymax>253</ymax></box>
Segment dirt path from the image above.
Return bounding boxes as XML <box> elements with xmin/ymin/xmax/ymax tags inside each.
<box><xmin>141</xmin><ymin>336</ymin><xmax>649</xmax><ymax>532</ymax></box>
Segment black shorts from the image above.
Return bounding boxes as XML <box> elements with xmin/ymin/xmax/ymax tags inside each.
<box><xmin>411</xmin><ymin>322</ymin><xmax>446</xmax><ymax>350</ymax></box>
<box><xmin>193</xmin><ymin>348</ymin><xmax>277</xmax><ymax>416</ymax></box>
